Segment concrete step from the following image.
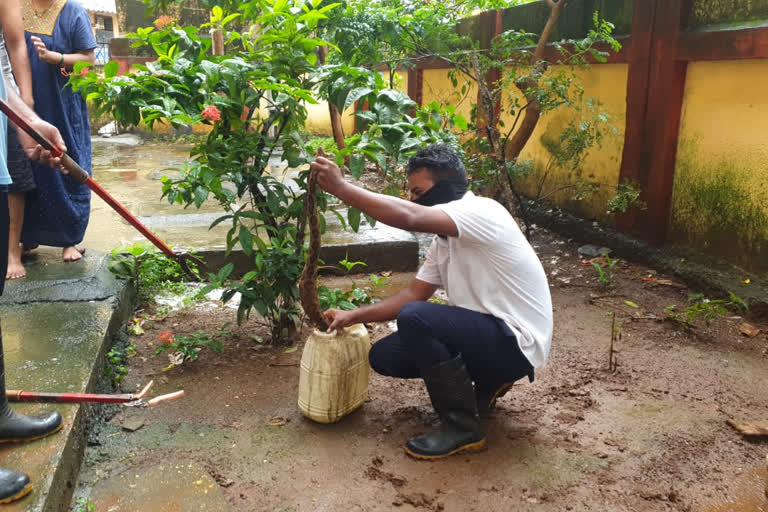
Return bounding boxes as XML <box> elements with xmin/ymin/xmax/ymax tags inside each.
<box><xmin>0</xmin><ymin>251</ymin><xmax>132</xmax><ymax>511</ymax></box>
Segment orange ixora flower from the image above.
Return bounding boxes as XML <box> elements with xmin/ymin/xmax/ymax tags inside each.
<box><xmin>79</xmin><ymin>67</ymin><xmax>90</xmax><ymax>76</ymax></box>
<box><xmin>154</xmin><ymin>15</ymin><xmax>174</xmax><ymax>30</ymax></box>
<box><xmin>202</xmin><ymin>104</ymin><xmax>222</xmax><ymax>122</ymax></box>
<box><xmin>157</xmin><ymin>331</ymin><xmax>174</xmax><ymax>345</ymax></box>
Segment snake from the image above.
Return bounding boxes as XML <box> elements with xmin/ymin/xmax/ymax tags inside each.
<box><xmin>298</xmin><ymin>149</ymin><xmax>331</xmax><ymax>331</ymax></box>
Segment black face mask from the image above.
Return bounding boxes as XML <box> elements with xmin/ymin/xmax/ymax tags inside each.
<box><xmin>412</xmin><ymin>180</ymin><xmax>467</xmax><ymax>207</ymax></box>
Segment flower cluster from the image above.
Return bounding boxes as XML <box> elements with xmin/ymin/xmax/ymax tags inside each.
<box><xmin>157</xmin><ymin>331</ymin><xmax>174</xmax><ymax>345</ymax></box>
<box><xmin>201</xmin><ymin>105</ymin><xmax>222</xmax><ymax>122</ymax></box>
<box><xmin>154</xmin><ymin>15</ymin><xmax>174</xmax><ymax>30</ymax></box>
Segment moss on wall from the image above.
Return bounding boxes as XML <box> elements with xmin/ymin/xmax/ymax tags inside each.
<box><xmin>670</xmin><ymin>138</ymin><xmax>768</xmax><ymax>273</ymax></box>
<box><xmin>688</xmin><ymin>0</ymin><xmax>768</xmax><ymax>28</ymax></box>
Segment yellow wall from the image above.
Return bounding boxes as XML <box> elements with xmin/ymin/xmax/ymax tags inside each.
<box><xmin>402</xmin><ymin>65</ymin><xmax>627</xmax><ymax>221</ymax></box>
<box><xmin>503</xmin><ymin>64</ymin><xmax>628</xmax><ymax>221</ymax></box>
<box><xmin>303</xmin><ymin>65</ymin><xmax>628</xmax><ymax>221</ymax></box>
<box><xmin>304</xmin><ymin>100</ymin><xmax>356</xmax><ymax>136</ymax></box>
<box><xmin>304</xmin><ymin>71</ymin><xmax>408</xmax><ymax>136</ymax></box>
<box><xmin>670</xmin><ymin>60</ymin><xmax>768</xmax><ymax>273</ymax></box>
<box><xmin>421</xmin><ymin>69</ymin><xmax>477</xmax><ymax>121</ymax></box>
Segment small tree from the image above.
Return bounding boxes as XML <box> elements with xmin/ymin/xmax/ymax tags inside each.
<box><xmin>345</xmin><ymin>1</ymin><xmax>637</xmax><ymax>236</ymax></box>
<box><xmin>72</xmin><ymin>0</ymin><xmax>346</xmax><ymax>342</ymax></box>
<box><xmin>425</xmin><ymin>6</ymin><xmax>623</xmax><ymax>235</ymax></box>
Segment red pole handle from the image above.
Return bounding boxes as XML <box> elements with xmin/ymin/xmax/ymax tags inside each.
<box><xmin>80</xmin><ymin>171</ymin><xmax>177</xmax><ymax>259</ymax></box>
<box><xmin>0</xmin><ymin>99</ymin><xmax>178</xmax><ymax>260</ymax></box>
<box><xmin>6</xmin><ymin>390</ymin><xmax>136</xmax><ymax>403</ymax></box>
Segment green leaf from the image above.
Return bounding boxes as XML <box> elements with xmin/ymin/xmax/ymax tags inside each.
<box><xmin>349</xmin><ymin>154</ymin><xmax>365</xmax><ymax>179</ymax></box>
<box><xmin>217</xmin><ymin>263</ymin><xmax>234</xmax><ymax>281</ymax></box>
<box><xmin>193</xmin><ymin>186</ymin><xmax>208</xmax><ymax>208</ymax></box>
<box><xmin>254</xmin><ymin>235</ymin><xmax>268</xmax><ymax>253</ymax></box>
<box><xmin>239</xmin><ymin>226</ymin><xmax>254</xmax><ymax>256</ymax></box>
<box><xmin>273</xmin><ymin>0</ymin><xmax>288</xmax><ymax>12</ymax></box>
<box><xmin>345</xmin><ymin>87</ymin><xmax>373</xmax><ymax>111</ymax></box>
<box><xmin>73</xmin><ymin>61</ymin><xmax>91</xmax><ymax>74</ymax></box>
<box><xmin>453</xmin><ymin>114</ymin><xmax>468</xmax><ymax>131</ymax></box>
<box><xmin>356</xmin><ymin>110</ymin><xmax>377</xmax><ymax>124</ymax></box>
<box><xmin>221</xmin><ymin>13</ymin><xmax>241</xmax><ymax>26</ymax></box>
<box><xmin>347</xmin><ymin>207</ymin><xmax>361</xmax><ymax>232</ymax></box>
<box><xmin>209</xmin><ymin>214</ymin><xmax>233</xmax><ymax>230</ymax></box>
<box><xmin>330</xmin><ymin>209</ymin><xmax>347</xmax><ymax>230</ymax></box>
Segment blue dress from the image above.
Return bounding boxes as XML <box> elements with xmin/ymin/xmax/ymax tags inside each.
<box><xmin>22</xmin><ymin>0</ymin><xmax>96</xmax><ymax>248</ymax></box>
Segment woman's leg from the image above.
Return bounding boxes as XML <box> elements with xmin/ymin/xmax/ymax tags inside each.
<box><xmin>7</xmin><ymin>193</ymin><xmax>25</xmax><ymax>279</ymax></box>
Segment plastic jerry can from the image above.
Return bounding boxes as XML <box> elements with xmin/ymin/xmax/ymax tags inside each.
<box><xmin>298</xmin><ymin>324</ymin><xmax>371</xmax><ymax>423</ymax></box>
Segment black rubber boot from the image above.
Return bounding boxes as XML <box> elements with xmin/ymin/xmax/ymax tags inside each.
<box><xmin>0</xmin><ymin>468</ymin><xmax>31</xmax><ymax>504</ymax></box>
<box><xmin>404</xmin><ymin>355</ymin><xmax>486</xmax><ymax>459</ymax></box>
<box><xmin>475</xmin><ymin>382</ymin><xmax>515</xmax><ymax>417</ymax></box>
<box><xmin>0</xmin><ymin>327</ymin><xmax>62</xmax><ymax>443</ymax></box>
<box><xmin>476</xmin><ymin>369</ymin><xmax>534</xmax><ymax>416</ymax></box>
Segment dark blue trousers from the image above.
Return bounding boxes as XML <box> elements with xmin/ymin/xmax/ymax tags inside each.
<box><xmin>370</xmin><ymin>301</ymin><xmax>534</xmax><ymax>395</ymax></box>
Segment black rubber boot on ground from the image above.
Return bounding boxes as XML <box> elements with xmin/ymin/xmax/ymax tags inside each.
<box><xmin>0</xmin><ymin>328</ymin><xmax>62</xmax><ymax>443</ymax></box>
<box><xmin>0</xmin><ymin>468</ymin><xmax>31</xmax><ymax>504</ymax></box>
<box><xmin>405</xmin><ymin>355</ymin><xmax>486</xmax><ymax>459</ymax></box>
<box><xmin>475</xmin><ymin>382</ymin><xmax>515</xmax><ymax>417</ymax></box>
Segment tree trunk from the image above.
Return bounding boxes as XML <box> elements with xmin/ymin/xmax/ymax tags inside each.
<box><xmin>212</xmin><ymin>30</ymin><xmax>224</xmax><ymax>55</ymax></box>
<box><xmin>317</xmin><ymin>47</ymin><xmax>348</xmax><ymax>159</ymax></box>
<box><xmin>504</xmin><ymin>0</ymin><xmax>563</xmax><ymax>162</ymax></box>
<box><xmin>328</xmin><ymin>102</ymin><xmax>346</xmax><ymax>153</ymax></box>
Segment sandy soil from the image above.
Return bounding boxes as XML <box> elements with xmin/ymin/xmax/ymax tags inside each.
<box><xmin>76</xmin><ymin>228</ymin><xmax>768</xmax><ymax>512</ymax></box>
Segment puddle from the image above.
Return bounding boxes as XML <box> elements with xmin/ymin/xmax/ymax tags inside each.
<box><xmin>153</xmin><ymin>283</ymin><xmax>241</xmax><ymax>314</ymax></box>
<box><xmin>701</xmin><ymin>465</ymin><xmax>768</xmax><ymax>512</ymax></box>
<box><xmin>84</xmin><ymin>141</ymin><xmax>236</xmax><ymax>252</ymax></box>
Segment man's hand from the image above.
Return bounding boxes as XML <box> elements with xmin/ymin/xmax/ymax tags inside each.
<box><xmin>310</xmin><ymin>156</ymin><xmax>346</xmax><ymax>197</ymax></box>
<box><xmin>19</xmin><ymin>118</ymin><xmax>67</xmax><ymax>170</ymax></box>
<box><xmin>324</xmin><ymin>308</ymin><xmax>358</xmax><ymax>333</ymax></box>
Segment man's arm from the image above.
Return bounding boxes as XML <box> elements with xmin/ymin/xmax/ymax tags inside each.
<box><xmin>2</xmin><ymin>0</ymin><xmax>34</xmax><ymax>107</ymax></box>
<box><xmin>324</xmin><ymin>279</ymin><xmax>438</xmax><ymax>332</ymax></box>
<box><xmin>310</xmin><ymin>156</ymin><xmax>458</xmax><ymax>237</ymax></box>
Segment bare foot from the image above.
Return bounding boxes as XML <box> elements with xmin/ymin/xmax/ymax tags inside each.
<box><xmin>6</xmin><ymin>244</ymin><xmax>26</xmax><ymax>279</ymax></box>
<box><xmin>62</xmin><ymin>246</ymin><xmax>85</xmax><ymax>262</ymax></box>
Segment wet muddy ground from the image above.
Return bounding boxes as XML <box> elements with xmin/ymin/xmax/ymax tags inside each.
<box><xmin>73</xmin><ymin>229</ymin><xmax>768</xmax><ymax>512</ymax></box>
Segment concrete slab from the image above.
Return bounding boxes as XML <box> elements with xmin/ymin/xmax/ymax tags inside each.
<box><xmin>0</xmin><ymin>252</ymin><xmax>127</xmax><ymax>305</ymax></box>
<box><xmin>0</xmin><ymin>252</ymin><xmax>133</xmax><ymax>511</ymax></box>
<box><xmin>93</xmin><ymin>134</ymin><xmax>143</xmax><ymax>146</ymax></box>
<box><xmin>89</xmin><ymin>462</ymin><xmax>228</xmax><ymax>511</ymax></box>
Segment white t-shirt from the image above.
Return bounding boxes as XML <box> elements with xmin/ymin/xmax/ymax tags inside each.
<box><xmin>416</xmin><ymin>191</ymin><xmax>553</xmax><ymax>368</ymax></box>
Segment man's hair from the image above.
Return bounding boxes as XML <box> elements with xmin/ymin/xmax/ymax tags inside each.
<box><xmin>406</xmin><ymin>144</ymin><xmax>467</xmax><ymax>184</ymax></box>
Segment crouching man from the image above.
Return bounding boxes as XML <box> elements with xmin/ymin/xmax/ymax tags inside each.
<box><xmin>311</xmin><ymin>144</ymin><xmax>553</xmax><ymax>459</ymax></box>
